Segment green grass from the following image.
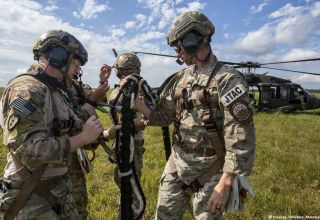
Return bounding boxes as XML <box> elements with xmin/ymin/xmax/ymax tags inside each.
<box><xmin>0</xmin><ymin>89</ymin><xmax>319</xmax><ymax>219</ymax></box>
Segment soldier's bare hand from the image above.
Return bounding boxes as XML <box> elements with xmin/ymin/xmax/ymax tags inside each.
<box><xmin>103</xmin><ymin>125</ymin><xmax>121</xmax><ymax>139</ymax></box>
<box><xmin>83</xmin><ymin>116</ymin><xmax>104</xmax><ymax>143</ymax></box>
<box><xmin>90</xmin><ymin>83</ymin><xmax>109</xmax><ymax>101</ymax></box>
<box><xmin>207</xmin><ymin>183</ymin><xmax>231</xmax><ymax>214</ymax></box>
<box><xmin>100</xmin><ymin>64</ymin><xmax>112</xmax><ymax>82</ymax></box>
<box><xmin>133</xmin><ymin>79</ymin><xmax>144</xmax><ymax>109</ymax></box>
<box><xmin>134</xmin><ymin>119</ymin><xmax>146</xmax><ymax>130</ymax></box>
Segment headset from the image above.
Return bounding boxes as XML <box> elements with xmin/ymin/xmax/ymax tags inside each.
<box><xmin>181</xmin><ymin>31</ymin><xmax>204</xmax><ymax>53</ymax></box>
<box><xmin>47</xmin><ymin>46</ymin><xmax>69</xmax><ymax>69</ymax></box>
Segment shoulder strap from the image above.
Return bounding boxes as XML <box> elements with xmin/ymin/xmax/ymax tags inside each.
<box><xmin>4</xmin><ymin>153</ymin><xmax>46</xmax><ymax>220</ymax></box>
<box><xmin>206</xmin><ymin>61</ymin><xmax>224</xmax><ymax>88</ymax></box>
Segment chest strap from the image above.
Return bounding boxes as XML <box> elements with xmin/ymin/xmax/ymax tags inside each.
<box><xmin>181</xmin><ymin>62</ymin><xmax>227</xmax><ymax>195</ymax></box>
<box><xmin>173</xmin><ymin>62</ymin><xmax>223</xmax><ymax>144</ymax></box>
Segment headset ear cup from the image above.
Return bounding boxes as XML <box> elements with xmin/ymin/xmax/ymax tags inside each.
<box><xmin>182</xmin><ymin>32</ymin><xmax>203</xmax><ymax>53</ymax></box>
<box><xmin>48</xmin><ymin>47</ymin><xmax>69</xmax><ymax>69</ymax></box>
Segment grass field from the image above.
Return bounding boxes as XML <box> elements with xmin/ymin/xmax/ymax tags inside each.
<box><xmin>0</xmin><ymin>90</ymin><xmax>319</xmax><ymax>219</ymax></box>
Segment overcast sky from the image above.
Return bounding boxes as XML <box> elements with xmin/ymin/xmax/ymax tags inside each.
<box><xmin>0</xmin><ymin>0</ymin><xmax>319</xmax><ymax>89</ymax></box>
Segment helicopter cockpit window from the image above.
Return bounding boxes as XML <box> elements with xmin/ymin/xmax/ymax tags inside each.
<box><xmin>249</xmin><ymin>86</ymin><xmax>259</xmax><ymax>105</ymax></box>
<box><xmin>290</xmin><ymin>86</ymin><xmax>304</xmax><ymax>99</ymax></box>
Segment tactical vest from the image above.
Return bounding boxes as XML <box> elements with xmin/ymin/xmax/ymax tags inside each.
<box><xmin>25</xmin><ymin>70</ymin><xmax>79</xmax><ymax>136</ymax></box>
<box><xmin>172</xmin><ymin>62</ymin><xmax>225</xmax><ymax>156</ymax></box>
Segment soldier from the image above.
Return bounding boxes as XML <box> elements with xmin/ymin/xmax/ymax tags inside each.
<box><xmin>67</xmin><ymin>61</ymin><xmax>110</xmax><ymax>220</ymax></box>
<box><xmin>134</xmin><ymin>11</ymin><xmax>256</xmax><ymax>219</ymax></box>
<box><xmin>0</xmin><ymin>30</ymin><xmax>104</xmax><ymax>219</ymax></box>
<box><xmin>107</xmin><ymin>53</ymin><xmax>146</xmax><ymax>219</ymax></box>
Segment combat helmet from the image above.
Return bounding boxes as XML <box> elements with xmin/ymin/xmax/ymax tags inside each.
<box><xmin>166</xmin><ymin>11</ymin><xmax>215</xmax><ymax>47</ymax></box>
<box><xmin>33</xmin><ymin>30</ymin><xmax>88</xmax><ymax>66</ymax></box>
<box><xmin>114</xmin><ymin>53</ymin><xmax>141</xmax><ymax>78</ymax></box>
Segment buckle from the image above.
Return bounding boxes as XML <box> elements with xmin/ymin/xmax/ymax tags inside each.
<box><xmin>189</xmin><ymin>179</ymin><xmax>202</xmax><ymax>193</ymax></box>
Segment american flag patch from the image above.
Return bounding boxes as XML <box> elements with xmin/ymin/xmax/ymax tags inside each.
<box><xmin>10</xmin><ymin>97</ymin><xmax>36</xmax><ymax>117</ymax></box>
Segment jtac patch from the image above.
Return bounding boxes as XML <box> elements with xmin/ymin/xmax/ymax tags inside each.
<box><xmin>230</xmin><ymin>101</ymin><xmax>252</xmax><ymax>122</ymax></box>
<box><xmin>10</xmin><ymin>97</ymin><xmax>36</xmax><ymax>117</ymax></box>
<box><xmin>221</xmin><ymin>84</ymin><xmax>246</xmax><ymax>106</ymax></box>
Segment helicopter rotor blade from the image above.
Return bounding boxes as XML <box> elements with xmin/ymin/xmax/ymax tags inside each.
<box><xmin>260</xmin><ymin>58</ymin><xmax>320</xmax><ymax>65</ymax></box>
<box><xmin>261</xmin><ymin>66</ymin><xmax>320</xmax><ymax>76</ymax></box>
<box><xmin>220</xmin><ymin>61</ymin><xmax>243</xmax><ymax>66</ymax></box>
<box><xmin>132</xmin><ymin>51</ymin><xmax>176</xmax><ymax>58</ymax></box>
<box><xmin>131</xmin><ymin>51</ymin><xmax>247</xmax><ymax>66</ymax></box>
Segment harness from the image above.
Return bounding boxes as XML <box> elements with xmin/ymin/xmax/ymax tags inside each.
<box><xmin>109</xmin><ymin>74</ymin><xmax>156</xmax><ymax>220</ymax></box>
<box><xmin>173</xmin><ymin>62</ymin><xmax>226</xmax><ymax>194</ymax></box>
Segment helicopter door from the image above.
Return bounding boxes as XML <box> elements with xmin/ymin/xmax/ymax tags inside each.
<box><xmin>288</xmin><ymin>86</ymin><xmax>305</xmax><ymax>109</ymax></box>
<box><xmin>268</xmin><ymin>86</ymin><xmax>287</xmax><ymax>109</ymax></box>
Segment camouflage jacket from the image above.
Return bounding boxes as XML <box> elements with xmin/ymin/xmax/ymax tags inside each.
<box><xmin>0</xmin><ymin>69</ymin><xmax>83</xmax><ymax>181</ymax></box>
<box><xmin>148</xmin><ymin>57</ymin><xmax>256</xmax><ymax>183</ymax></box>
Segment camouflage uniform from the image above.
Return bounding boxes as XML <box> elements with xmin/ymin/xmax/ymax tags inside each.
<box><xmin>149</xmin><ymin>60</ymin><xmax>256</xmax><ymax>219</ymax></box>
<box><xmin>0</xmin><ymin>72</ymin><xmax>82</xmax><ymax>219</ymax></box>
<box><xmin>147</xmin><ymin>11</ymin><xmax>256</xmax><ymax>220</ymax></box>
<box><xmin>0</xmin><ymin>30</ymin><xmax>92</xmax><ymax>220</ymax></box>
<box><xmin>67</xmin><ymin>79</ymin><xmax>97</xmax><ymax>220</ymax></box>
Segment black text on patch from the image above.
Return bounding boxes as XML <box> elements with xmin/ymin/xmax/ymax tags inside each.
<box><xmin>221</xmin><ymin>84</ymin><xmax>246</xmax><ymax>106</ymax></box>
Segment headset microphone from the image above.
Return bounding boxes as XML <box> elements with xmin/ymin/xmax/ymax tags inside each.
<box><xmin>176</xmin><ymin>52</ymin><xmax>184</xmax><ymax>65</ymax></box>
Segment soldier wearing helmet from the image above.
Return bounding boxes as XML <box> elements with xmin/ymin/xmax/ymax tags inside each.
<box><xmin>134</xmin><ymin>11</ymin><xmax>256</xmax><ymax>219</ymax></box>
<box><xmin>106</xmin><ymin>52</ymin><xmax>146</xmax><ymax>219</ymax></box>
<box><xmin>113</xmin><ymin>52</ymin><xmax>141</xmax><ymax>79</ymax></box>
<box><xmin>0</xmin><ymin>30</ymin><xmax>104</xmax><ymax>219</ymax></box>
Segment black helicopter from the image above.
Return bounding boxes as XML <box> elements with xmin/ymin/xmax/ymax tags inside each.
<box><xmin>131</xmin><ymin>51</ymin><xmax>320</xmax><ymax>113</ymax></box>
<box><xmin>222</xmin><ymin>59</ymin><xmax>320</xmax><ymax>113</ymax></box>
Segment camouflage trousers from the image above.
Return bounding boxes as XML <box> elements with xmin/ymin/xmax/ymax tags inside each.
<box><xmin>0</xmin><ymin>175</ymin><xmax>78</xmax><ymax>220</ymax></box>
<box><xmin>155</xmin><ymin>171</ymin><xmax>223</xmax><ymax>220</ymax></box>
<box><xmin>69</xmin><ymin>153</ymin><xmax>88</xmax><ymax>220</ymax></box>
<box><xmin>114</xmin><ymin>139</ymin><xmax>145</xmax><ymax>219</ymax></box>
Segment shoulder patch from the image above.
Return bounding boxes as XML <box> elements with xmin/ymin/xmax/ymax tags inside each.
<box><xmin>10</xmin><ymin>97</ymin><xmax>36</xmax><ymax>118</ymax></box>
<box><xmin>221</xmin><ymin>84</ymin><xmax>246</xmax><ymax>106</ymax></box>
<box><xmin>230</xmin><ymin>101</ymin><xmax>252</xmax><ymax>122</ymax></box>
<box><xmin>8</xmin><ymin>114</ymin><xmax>20</xmax><ymax>130</ymax></box>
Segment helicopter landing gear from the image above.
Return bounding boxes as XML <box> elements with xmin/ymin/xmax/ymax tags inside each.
<box><xmin>260</xmin><ymin>107</ymin><xmax>271</xmax><ymax>113</ymax></box>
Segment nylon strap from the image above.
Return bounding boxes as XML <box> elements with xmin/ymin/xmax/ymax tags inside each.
<box><xmin>4</xmin><ymin>153</ymin><xmax>46</xmax><ymax>220</ymax></box>
<box><xmin>183</xmin><ymin>61</ymin><xmax>226</xmax><ymax>195</ymax></box>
